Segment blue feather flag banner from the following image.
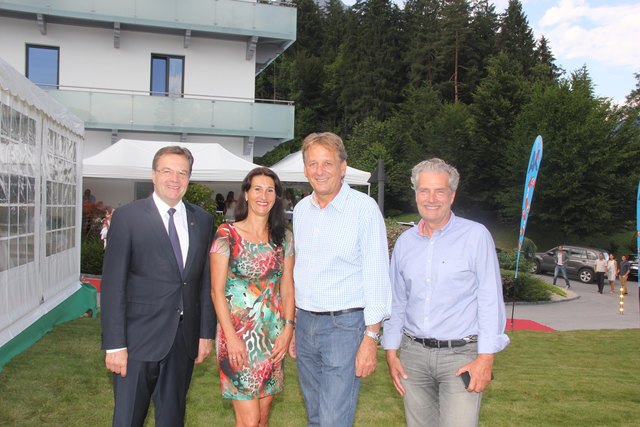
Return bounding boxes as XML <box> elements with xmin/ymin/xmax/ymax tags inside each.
<box><xmin>515</xmin><ymin>135</ymin><xmax>543</xmax><ymax>278</ymax></box>
<box><xmin>637</xmin><ymin>181</ymin><xmax>639</xmax><ymax>288</ymax></box>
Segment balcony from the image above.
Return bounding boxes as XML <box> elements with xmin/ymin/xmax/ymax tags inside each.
<box><xmin>0</xmin><ymin>0</ymin><xmax>296</xmax><ymax>73</ymax></box>
<box><xmin>46</xmin><ymin>87</ymin><xmax>294</xmax><ymax>142</ymax></box>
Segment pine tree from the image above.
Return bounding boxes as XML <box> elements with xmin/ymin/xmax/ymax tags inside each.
<box><xmin>468</xmin><ymin>52</ymin><xmax>530</xmax><ymax>213</ymax></box>
<box><xmin>534</xmin><ymin>35</ymin><xmax>562</xmax><ymax>81</ymax></box>
<box><xmin>338</xmin><ymin>0</ymin><xmax>405</xmax><ymax>129</ymax></box>
<box><xmin>403</xmin><ymin>0</ymin><xmax>443</xmax><ymax>88</ymax></box>
<box><xmin>497</xmin><ymin>0</ymin><xmax>537</xmax><ymax>78</ymax></box>
<box><xmin>435</xmin><ymin>0</ymin><xmax>473</xmax><ymax>103</ymax></box>
<box><xmin>465</xmin><ymin>0</ymin><xmax>500</xmax><ymax>101</ymax></box>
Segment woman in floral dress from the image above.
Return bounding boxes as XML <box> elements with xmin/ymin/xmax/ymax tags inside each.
<box><xmin>210</xmin><ymin>167</ymin><xmax>295</xmax><ymax>427</ymax></box>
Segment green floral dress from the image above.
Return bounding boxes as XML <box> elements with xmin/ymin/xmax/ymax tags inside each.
<box><xmin>210</xmin><ymin>223</ymin><xmax>294</xmax><ymax>400</ymax></box>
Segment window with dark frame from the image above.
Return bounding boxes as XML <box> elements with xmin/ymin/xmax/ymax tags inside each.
<box><xmin>150</xmin><ymin>54</ymin><xmax>184</xmax><ymax>97</ymax></box>
<box><xmin>26</xmin><ymin>44</ymin><xmax>59</xmax><ymax>89</ymax></box>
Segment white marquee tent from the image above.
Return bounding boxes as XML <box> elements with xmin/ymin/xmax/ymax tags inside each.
<box><xmin>1</xmin><ymin>57</ymin><xmax>94</xmax><ymax>370</ymax></box>
<box><xmin>83</xmin><ymin>139</ymin><xmax>261</xmax><ymax>181</ymax></box>
<box><xmin>82</xmin><ymin>143</ymin><xmax>372</xmax><ymax>209</ymax></box>
<box><xmin>270</xmin><ymin>151</ymin><xmax>371</xmax><ymax>189</ymax></box>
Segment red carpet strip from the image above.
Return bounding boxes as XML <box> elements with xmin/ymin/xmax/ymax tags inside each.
<box><xmin>507</xmin><ymin>318</ymin><xmax>555</xmax><ymax>331</ymax></box>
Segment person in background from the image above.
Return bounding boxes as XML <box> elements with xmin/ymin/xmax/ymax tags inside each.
<box><xmin>284</xmin><ymin>188</ymin><xmax>295</xmax><ymax>211</ymax></box>
<box><xmin>619</xmin><ymin>255</ymin><xmax>630</xmax><ymax>295</ymax></box>
<box><xmin>210</xmin><ymin>167</ymin><xmax>295</xmax><ymax>427</ymax></box>
<box><xmin>83</xmin><ymin>188</ymin><xmax>96</xmax><ymax>203</ymax></box>
<box><xmin>100</xmin><ymin>218</ymin><xmax>109</xmax><ymax>250</ymax></box>
<box><xmin>224</xmin><ymin>191</ymin><xmax>237</xmax><ymax>222</ymax></box>
<box><xmin>291</xmin><ymin>132</ymin><xmax>391</xmax><ymax>427</ymax></box>
<box><xmin>383</xmin><ymin>158</ymin><xmax>509</xmax><ymax>427</ymax></box>
<box><xmin>215</xmin><ymin>193</ymin><xmax>225</xmax><ymax>213</ymax></box>
<box><xmin>594</xmin><ymin>253</ymin><xmax>607</xmax><ymax>294</ymax></box>
<box><xmin>104</xmin><ymin>208</ymin><xmax>113</xmax><ymax>225</ymax></box>
<box><xmin>101</xmin><ymin>146</ymin><xmax>216</xmax><ymax>426</ymax></box>
<box><xmin>606</xmin><ymin>253</ymin><xmax>618</xmax><ymax>294</ymax></box>
<box><xmin>82</xmin><ymin>189</ymin><xmax>98</xmax><ymax>235</ymax></box>
<box><xmin>553</xmin><ymin>245</ymin><xmax>571</xmax><ymax>289</ymax></box>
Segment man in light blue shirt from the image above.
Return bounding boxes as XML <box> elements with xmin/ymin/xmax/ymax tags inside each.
<box><xmin>382</xmin><ymin>158</ymin><xmax>509</xmax><ymax>427</ymax></box>
<box><xmin>291</xmin><ymin>132</ymin><xmax>391</xmax><ymax>427</ymax></box>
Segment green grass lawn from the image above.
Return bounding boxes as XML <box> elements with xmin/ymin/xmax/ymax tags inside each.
<box><xmin>1</xmin><ymin>317</ymin><xmax>639</xmax><ymax>426</ymax></box>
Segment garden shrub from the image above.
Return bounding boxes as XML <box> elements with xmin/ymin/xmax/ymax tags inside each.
<box><xmin>184</xmin><ymin>183</ymin><xmax>224</xmax><ymax>227</ymax></box>
<box><xmin>521</xmin><ymin>237</ymin><xmax>537</xmax><ymax>261</ymax></box>
<box><xmin>81</xmin><ymin>237</ymin><xmax>104</xmax><ymax>275</ymax></box>
<box><xmin>385</xmin><ymin>219</ymin><xmax>409</xmax><ymax>257</ymax></box>
<box><xmin>501</xmin><ymin>270</ymin><xmax>551</xmax><ymax>302</ymax></box>
<box><xmin>498</xmin><ymin>248</ymin><xmax>534</xmax><ymax>274</ymax></box>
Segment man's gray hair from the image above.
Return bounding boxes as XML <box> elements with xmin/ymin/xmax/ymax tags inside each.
<box><xmin>411</xmin><ymin>158</ymin><xmax>460</xmax><ymax>192</ymax></box>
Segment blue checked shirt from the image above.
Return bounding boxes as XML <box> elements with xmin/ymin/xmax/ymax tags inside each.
<box><xmin>382</xmin><ymin>213</ymin><xmax>510</xmax><ymax>354</ymax></box>
<box><xmin>293</xmin><ymin>182</ymin><xmax>391</xmax><ymax>326</ymax></box>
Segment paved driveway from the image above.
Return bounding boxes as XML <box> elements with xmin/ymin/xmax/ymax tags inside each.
<box><xmin>507</xmin><ymin>274</ymin><xmax>640</xmax><ymax>331</ymax></box>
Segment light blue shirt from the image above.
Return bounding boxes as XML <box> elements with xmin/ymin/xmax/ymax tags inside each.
<box><xmin>382</xmin><ymin>213</ymin><xmax>510</xmax><ymax>354</ymax></box>
<box><xmin>293</xmin><ymin>182</ymin><xmax>391</xmax><ymax>326</ymax></box>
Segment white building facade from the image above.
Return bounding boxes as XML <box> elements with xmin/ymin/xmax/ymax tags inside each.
<box><xmin>0</xmin><ymin>0</ymin><xmax>296</xmax><ymax>206</ymax></box>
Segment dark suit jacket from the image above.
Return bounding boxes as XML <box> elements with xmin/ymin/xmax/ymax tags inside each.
<box><xmin>101</xmin><ymin>196</ymin><xmax>216</xmax><ymax>361</ymax></box>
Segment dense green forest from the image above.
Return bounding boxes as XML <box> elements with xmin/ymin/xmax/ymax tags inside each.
<box><xmin>255</xmin><ymin>0</ymin><xmax>640</xmax><ymax>238</ymax></box>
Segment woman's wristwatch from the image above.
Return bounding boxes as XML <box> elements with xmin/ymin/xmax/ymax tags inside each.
<box><xmin>284</xmin><ymin>319</ymin><xmax>296</xmax><ymax>328</ymax></box>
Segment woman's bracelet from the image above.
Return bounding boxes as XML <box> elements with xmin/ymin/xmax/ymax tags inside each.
<box><xmin>284</xmin><ymin>319</ymin><xmax>296</xmax><ymax>328</ymax></box>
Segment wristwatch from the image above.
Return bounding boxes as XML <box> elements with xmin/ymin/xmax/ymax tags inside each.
<box><xmin>364</xmin><ymin>330</ymin><xmax>381</xmax><ymax>344</ymax></box>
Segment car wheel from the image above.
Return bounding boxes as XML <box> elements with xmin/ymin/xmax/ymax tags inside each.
<box><xmin>531</xmin><ymin>261</ymin><xmax>541</xmax><ymax>274</ymax></box>
<box><xmin>578</xmin><ymin>268</ymin><xmax>594</xmax><ymax>283</ymax></box>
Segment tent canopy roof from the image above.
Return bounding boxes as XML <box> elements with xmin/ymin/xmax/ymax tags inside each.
<box><xmin>0</xmin><ymin>57</ymin><xmax>84</xmax><ymax>136</ymax></box>
<box><xmin>83</xmin><ymin>142</ymin><xmax>372</xmax><ymax>187</ymax></box>
<box><xmin>83</xmin><ymin>139</ymin><xmax>261</xmax><ymax>181</ymax></box>
<box><xmin>270</xmin><ymin>151</ymin><xmax>371</xmax><ymax>186</ymax></box>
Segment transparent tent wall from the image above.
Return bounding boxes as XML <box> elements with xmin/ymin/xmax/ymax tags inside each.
<box><xmin>0</xmin><ymin>83</ymin><xmax>83</xmax><ymax>345</ymax></box>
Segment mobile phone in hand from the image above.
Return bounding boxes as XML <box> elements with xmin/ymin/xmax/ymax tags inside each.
<box><xmin>461</xmin><ymin>371</ymin><xmax>471</xmax><ymax>389</ymax></box>
<box><xmin>460</xmin><ymin>371</ymin><xmax>494</xmax><ymax>389</ymax></box>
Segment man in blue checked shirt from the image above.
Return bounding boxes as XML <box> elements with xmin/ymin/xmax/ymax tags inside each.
<box><xmin>382</xmin><ymin>158</ymin><xmax>509</xmax><ymax>427</ymax></box>
<box><xmin>290</xmin><ymin>132</ymin><xmax>391</xmax><ymax>427</ymax></box>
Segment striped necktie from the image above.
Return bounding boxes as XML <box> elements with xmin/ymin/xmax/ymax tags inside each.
<box><xmin>167</xmin><ymin>208</ymin><xmax>184</xmax><ymax>274</ymax></box>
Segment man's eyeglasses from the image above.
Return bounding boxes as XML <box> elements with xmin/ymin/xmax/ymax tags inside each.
<box><xmin>155</xmin><ymin>168</ymin><xmax>190</xmax><ymax>179</ymax></box>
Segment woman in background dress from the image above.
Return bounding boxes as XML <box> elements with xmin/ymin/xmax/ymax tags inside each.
<box><xmin>224</xmin><ymin>191</ymin><xmax>237</xmax><ymax>222</ymax></box>
<box><xmin>606</xmin><ymin>253</ymin><xmax>618</xmax><ymax>294</ymax></box>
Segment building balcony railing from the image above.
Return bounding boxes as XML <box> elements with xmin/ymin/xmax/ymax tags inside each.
<box><xmin>0</xmin><ymin>0</ymin><xmax>296</xmax><ymax>40</ymax></box>
<box><xmin>46</xmin><ymin>86</ymin><xmax>294</xmax><ymax>141</ymax></box>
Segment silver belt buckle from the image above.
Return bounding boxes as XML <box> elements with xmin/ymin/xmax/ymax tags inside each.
<box><xmin>462</xmin><ymin>335</ymin><xmax>478</xmax><ymax>343</ymax></box>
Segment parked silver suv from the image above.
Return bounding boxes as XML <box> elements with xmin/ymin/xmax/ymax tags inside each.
<box><xmin>532</xmin><ymin>245</ymin><xmax>609</xmax><ymax>283</ymax></box>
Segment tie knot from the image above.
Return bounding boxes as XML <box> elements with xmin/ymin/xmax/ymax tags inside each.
<box><xmin>168</xmin><ymin>208</ymin><xmax>176</xmax><ymax>217</ymax></box>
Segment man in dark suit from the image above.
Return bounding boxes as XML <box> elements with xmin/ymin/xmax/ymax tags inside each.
<box><xmin>101</xmin><ymin>146</ymin><xmax>216</xmax><ymax>427</ymax></box>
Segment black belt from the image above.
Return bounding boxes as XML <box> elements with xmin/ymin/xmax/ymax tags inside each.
<box><xmin>405</xmin><ymin>333</ymin><xmax>477</xmax><ymax>348</ymax></box>
<box><xmin>299</xmin><ymin>307</ymin><xmax>364</xmax><ymax>316</ymax></box>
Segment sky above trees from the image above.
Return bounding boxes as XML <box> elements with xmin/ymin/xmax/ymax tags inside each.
<box><xmin>342</xmin><ymin>0</ymin><xmax>640</xmax><ymax>104</ymax></box>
